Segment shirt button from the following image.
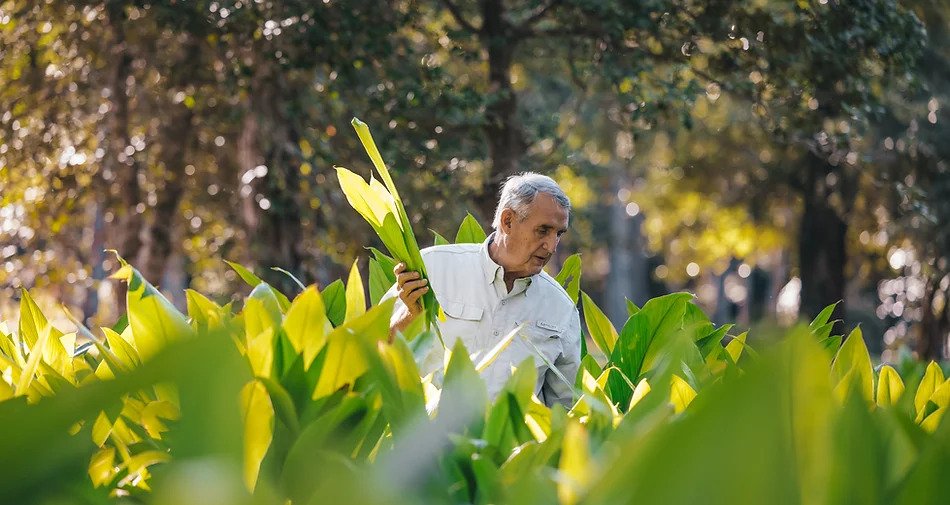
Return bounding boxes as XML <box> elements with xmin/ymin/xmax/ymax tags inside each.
<box><xmin>501</xmin><ymin>300</ymin><xmax>506</xmax><ymax>305</ymax></box>
<box><xmin>493</xmin><ymin>330</ymin><xmax>499</xmax><ymax>336</ymax></box>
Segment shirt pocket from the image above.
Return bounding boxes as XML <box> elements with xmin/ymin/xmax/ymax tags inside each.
<box><xmin>439</xmin><ymin>300</ymin><xmax>485</xmax><ymax>348</ymax></box>
<box><xmin>520</xmin><ymin>319</ymin><xmax>564</xmax><ymax>368</ymax></box>
<box><xmin>442</xmin><ymin>300</ymin><xmax>484</xmax><ymax>321</ymax></box>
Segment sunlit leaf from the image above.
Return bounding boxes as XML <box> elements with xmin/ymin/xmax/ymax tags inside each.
<box><xmin>876</xmin><ymin>365</ymin><xmax>905</xmax><ymax>407</ymax></box>
<box><xmin>241</xmin><ymin>379</ymin><xmax>274</xmax><ymax>492</ymax></box>
<box><xmin>554</xmin><ymin>254</ymin><xmax>582</xmax><ymax>304</ymax></box>
<box><xmin>831</xmin><ymin>327</ymin><xmax>874</xmax><ymax>402</ymax></box>
<box><xmin>455</xmin><ymin>212</ymin><xmax>487</xmax><ymax>244</ymax></box>
<box><xmin>914</xmin><ymin>362</ymin><xmax>945</xmax><ymax>422</ymax></box>
<box><xmin>669</xmin><ymin>374</ymin><xmax>696</xmax><ymax>414</ymax></box>
<box><xmin>558</xmin><ymin>420</ymin><xmax>593</xmax><ymax>505</ymax></box>
<box><xmin>344</xmin><ymin>259</ymin><xmax>367</xmax><ymax>322</ymax></box>
<box><xmin>283</xmin><ymin>286</ymin><xmax>333</xmax><ymax>366</ymax></box>
<box><xmin>580</xmin><ymin>291</ymin><xmax>618</xmax><ymax>356</ymax></box>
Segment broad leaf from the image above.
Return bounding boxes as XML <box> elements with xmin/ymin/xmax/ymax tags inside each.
<box><xmin>876</xmin><ymin>365</ymin><xmax>905</xmax><ymax>407</ymax></box>
<box><xmin>580</xmin><ymin>292</ymin><xmax>618</xmax><ymax>356</ymax></box>
<box><xmin>344</xmin><ymin>259</ymin><xmax>366</xmax><ymax>322</ymax></box>
<box><xmin>455</xmin><ymin>212</ymin><xmax>487</xmax><ymax>244</ymax></box>
<box><xmin>831</xmin><ymin>327</ymin><xmax>874</xmax><ymax>402</ymax></box>
<box><xmin>240</xmin><ymin>379</ymin><xmax>274</xmax><ymax>492</ymax></box>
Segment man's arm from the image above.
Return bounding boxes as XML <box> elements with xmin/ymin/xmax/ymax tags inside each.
<box><xmin>541</xmin><ymin>307</ymin><xmax>581</xmax><ymax>409</ymax></box>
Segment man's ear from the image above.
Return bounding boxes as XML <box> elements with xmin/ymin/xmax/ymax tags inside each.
<box><xmin>500</xmin><ymin>208</ymin><xmax>515</xmax><ymax>232</ymax></box>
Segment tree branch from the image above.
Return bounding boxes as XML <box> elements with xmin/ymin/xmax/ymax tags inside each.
<box><xmin>440</xmin><ymin>0</ymin><xmax>479</xmax><ymax>33</ymax></box>
<box><xmin>514</xmin><ymin>0</ymin><xmax>561</xmax><ymax>34</ymax></box>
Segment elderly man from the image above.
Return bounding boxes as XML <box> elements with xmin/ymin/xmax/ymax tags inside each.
<box><xmin>387</xmin><ymin>172</ymin><xmax>580</xmax><ymax>408</ymax></box>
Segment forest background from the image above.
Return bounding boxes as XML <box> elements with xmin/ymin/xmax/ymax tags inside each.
<box><xmin>1</xmin><ymin>0</ymin><xmax>948</xmax><ymax>362</ymax></box>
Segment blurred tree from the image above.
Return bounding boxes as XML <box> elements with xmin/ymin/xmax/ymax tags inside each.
<box><xmin>685</xmin><ymin>0</ymin><xmax>926</xmax><ymax>329</ymax></box>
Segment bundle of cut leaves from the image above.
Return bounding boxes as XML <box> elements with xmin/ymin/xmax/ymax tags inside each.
<box><xmin>335</xmin><ymin>117</ymin><xmax>440</xmax><ymax>336</ymax></box>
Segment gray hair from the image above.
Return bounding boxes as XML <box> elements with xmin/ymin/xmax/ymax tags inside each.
<box><xmin>491</xmin><ymin>172</ymin><xmax>571</xmax><ymax>230</ymax></box>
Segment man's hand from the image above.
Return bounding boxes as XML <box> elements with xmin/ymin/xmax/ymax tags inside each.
<box><xmin>390</xmin><ymin>262</ymin><xmax>429</xmax><ymax>336</ymax></box>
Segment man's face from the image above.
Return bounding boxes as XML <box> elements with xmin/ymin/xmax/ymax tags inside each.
<box><xmin>498</xmin><ymin>193</ymin><xmax>569</xmax><ymax>278</ymax></box>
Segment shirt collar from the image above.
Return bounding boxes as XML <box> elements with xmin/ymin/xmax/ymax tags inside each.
<box><xmin>481</xmin><ymin>232</ymin><xmax>533</xmax><ymax>290</ymax></box>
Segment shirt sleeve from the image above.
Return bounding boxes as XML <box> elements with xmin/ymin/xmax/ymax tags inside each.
<box><xmin>541</xmin><ymin>306</ymin><xmax>581</xmax><ymax>409</ymax></box>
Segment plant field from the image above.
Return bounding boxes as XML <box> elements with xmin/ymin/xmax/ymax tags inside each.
<box><xmin>1</xmin><ymin>225</ymin><xmax>948</xmax><ymax>504</ymax></box>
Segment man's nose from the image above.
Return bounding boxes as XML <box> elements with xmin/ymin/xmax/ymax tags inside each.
<box><xmin>543</xmin><ymin>235</ymin><xmax>559</xmax><ymax>254</ymax></box>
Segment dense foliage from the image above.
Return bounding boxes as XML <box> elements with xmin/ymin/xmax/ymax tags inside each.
<box><xmin>1</xmin><ymin>222</ymin><xmax>948</xmax><ymax>504</ymax></box>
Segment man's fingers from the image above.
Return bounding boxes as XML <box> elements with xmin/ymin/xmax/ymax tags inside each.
<box><xmin>405</xmin><ymin>286</ymin><xmax>429</xmax><ymax>306</ymax></box>
<box><xmin>396</xmin><ymin>270</ymin><xmax>421</xmax><ymax>286</ymax></box>
<box><xmin>400</xmin><ymin>278</ymin><xmax>428</xmax><ymax>293</ymax></box>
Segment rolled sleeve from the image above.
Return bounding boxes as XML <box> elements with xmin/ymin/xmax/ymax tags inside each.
<box><xmin>541</xmin><ymin>307</ymin><xmax>581</xmax><ymax>409</ymax></box>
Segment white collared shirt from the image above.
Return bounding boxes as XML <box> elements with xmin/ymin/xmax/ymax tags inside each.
<box><xmin>387</xmin><ymin>234</ymin><xmax>581</xmax><ymax>408</ymax></box>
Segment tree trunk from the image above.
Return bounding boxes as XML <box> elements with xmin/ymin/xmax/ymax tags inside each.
<box><xmin>137</xmin><ymin>102</ymin><xmax>193</xmax><ymax>285</ymax></box>
<box><xmin>474</xmin><ymin>0</ymin><xmax>526</xmax><ymax>222</ymax></box>
<box><xmin>237</xmin><ymin>86</ymin><xmax>307</xmax><ymax>297</ymax></box>
<box><xmin>747</xmin><ymin>265</ymin><xmax>771</xmax><ymax>323</ymax></box>
<box><xmin>918</xmin><ymin>275</ymin><xmax>948</xmax><ymax>361</ymax></box>
<box><xmin>605</xmin><ymin>169</ymin><xmax>649</xmax><ymax>324</ymax></box>
<box><xmin>105</xmin><ymin>5</ymin><xmax>141</xmax><ymax>316</ymax></box>
<box><xmin>82</xmin><ymin>203</ymin><xmax>107</xmax><ymax>325</ymax></box>
<box><xmin>798</xmin><ymin>161</ymin><xmax>848</xmax><ymax>332</ymax></box>
<box><xmin>136</xmin><ymin>36</ymin><xmax>199</xmax><ymax>286</ymax></box>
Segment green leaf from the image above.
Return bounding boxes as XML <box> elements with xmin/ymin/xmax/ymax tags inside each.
<box><xmin>831</xmin><ymin>326</ymin><xmax>874</xmax><ymax>402</ymax></box>
<box><xmin>271</xmin><ymin>267</ymin><xmax>307</xmax><ymax>292</ymax></box>
<box><xmin>240</xmin><ymin>379</ymin><xmax>274</xmax><ymax>492</ymax></box>
<box><xmin>554</xmin><ymin>254</ymin><xmax>582</xmax><ymax>304</ymax></box>
<box><xmin>455</xmin><ymin>212</ymin><xmax>487</xmax><ymax>244</ymax></box>
<box><xmin>809</xmin><ymin>302</ymin><xmax>838</xmax><ymax>331</ymax></box>
<box><xmin>321</xmin><ymin>280</ymin><xmax>347</xmax><ymax>327</ymax></box>
<box><xmin>614</xmin><ymin>292</ymin><xmax>693</xmax><ymax>380</ymax></box>
<box><xmin>344</xmin><ymin>259</ymin><xmax>366</xmax><ymax>322</ymax></box>
<box><xmin>367</xmin><ymin>247</ymin><xmax>398</xmax><ymax>281</ymax></box>
<box><xmin>819</xmin><ymin>335</ymin><xmax>843</xmax><ymax>354</ymax></box>
<box><xmin>256</xmin><ymin>376</ymin><xmax>300</xmax><ymax>436</ymax></box>
<box><xmin>367</xmin><ymin>258</ymin><xmax>391</xmax><ymax>306</ymax></box>
<box><xmin>431</xmin><ymin>229</ymin><xmax>450</xmax><ymax>246</ymax></box>
<box><xmin>577</xmin><ymin>354</ymin><xmax>603</xmax><ymax>389</ymax></box>
<box><xmin>580</xmin><ymin>291</ymin><xmax>618</xmax><ymax>356</ymax></box>
<box><xmin>625</xmin><ymin>299</ymin><xmax>640</xmax><ymax>317</ymax></box>
<box><xmin>225</xmin><ymin>260</ymin><xmax>292</xmax><ymax>311</ymax></box>
<box><xmin>438</xmin><ymin>339</ymin><xmax>488</xmax><ymax>420</ymax></box>
<box><xmin>225</xmin><ymin>259</ymin><xmax>264</xmax><ymax>287</ymax></box>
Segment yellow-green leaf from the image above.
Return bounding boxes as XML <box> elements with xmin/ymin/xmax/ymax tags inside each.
<box><xmin>831</xmin><ymin>326</ymin><xmax>874</xmax><ymax>402</ymax></box>
<box><xmin>914</xmin><ymin>361</ymin><xmax>945</xmax><ymax>421</ymax></box>
<box><xmin>876</xmin><ymin>365</ymin><xmax>905</xmax><ymax>407</ymax></box>
<box><xmin>312</xmin><ymin>300</ymin><xmax>394</xmax><ymax>399</ymax></box>
<box><xmin>283</xmin><ymin>286</ymin><xmax>333</xmax><ymax>366</ymax></box>
<box><xmin>345</xmin><ymin>259</ymin><xmax>367</xmax><ymax>322</ymax></box>
<box><xmin>558</xmin><ymin>420</ymin><xmax>593</xmax><ymax>505</ymax></box>
<box><xmin>88</xmin><ymin>447</ymin><xmax>116</xmax><ymax>487</ymax></box>
<box><xmin>112</xmin><ymin>262</ymin><xmax>193</xmax><ymax>361</ymax></box>
<box><xmin>241</xmin><ymin>380</ymin><xmax>274</xmax><ymax>492</ymax></box>
<box><xmin>628</xmin><ymin>377</ymin><xmax>652</xmax><ymax>411</ymax></box>
<box><xmin>580</xmin><ymin>291</ymin><xmax>618</xmax><ymax>356</ymax></box>
<box><xmin>725</xmin><ymin>331</ymin><xmax>748</xmax><ymax>364</ymax></box>
<box><xmin>670</xmin><ymin>374</ymin><xmax>696</xmax><ymax>414</ymax></box>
